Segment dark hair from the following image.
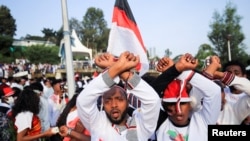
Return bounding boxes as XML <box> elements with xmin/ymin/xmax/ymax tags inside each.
<box><xmin>56</xmin><ymin>93</ymin><xmax>79</xmax><ymax>127</ymax></box>
<box><xmin>223</xmin><ymin>60</ymin><xmax>246</xmax><ymax>75</ymax></box>
<box><xmin>51</xmin><ymin>79</ymin><xmax>63</xmax><ymax>86</ymax></box>
<box><xmin>11</xmin><ymin>86</ymin><xmax>40</xmax><ymax>118</ymax></box>
<box><xmin>30</xmin><ymin>82</ymin><xmax>43</xmax><ymax>92</ymax></box>
<box><xmin>12</xmin><ymin>87</ymin><xmax>22</xmax><ymax>98</ymax></box>
<box><xmin>43</xmin><ymin>78</ymin><xmax>51</xmax><ymax>84</ymax></box>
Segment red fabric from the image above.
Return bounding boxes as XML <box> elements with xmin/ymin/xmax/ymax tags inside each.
<box><xmin>163</xmin><ymin>79</ymin><xmax>190</xmax><ymax>101</ymax></box>
<box><xmin>1</xmin><ymin>85</ymin><xmax>14</xmax><ymax>96</ymax></box>
<box><xmin>92</xmin><ymin>71</ymin><xmax>99</xmax><ymax>78</ymax></box>
<box><xmin>112</xmin><ymin>7</ymin><xmax>145</xmax><ymax>51</ymax></box>
<box><xmin>13</xmin><ymin>113</ymin><xmax>42</xmax><ymax>136</ymax></box>
<box><xmin>63</xmin><ymin>117</ymin><xmax>90</xmax><ymax>141</ymax></box>
<box><xmin>27</xmin><ymin>115</ymin><xmax>41</xmax><ymax>136</ymax></box>
<box><xmin>107</xmin><ymin>0</ymin><xmax>149</xmax><ymax>76</ymax></box>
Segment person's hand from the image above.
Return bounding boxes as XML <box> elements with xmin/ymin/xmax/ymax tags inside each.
<box><xmin>175</xmin><ymin>53</ymin><xmax>198</xmax><ymax>72</ymax></box>
<box><xmin>94</xmin><ymin>52</ymin><xmax>117</xmax><ymax>69</ymax></box>
<box><xmin>156</xmin><ymin>57</ymin><xmax>174</xmax><ymax>72</ymax></box>
<box><xmin>116</xmin><ymin>51</ymin><xmax>140</xmax><ymax>73</ymax></box>
<box><xmin>43</xmin><ymin>127</ymin><xmax>57</xmax><ymax>137</ymax></box>
<box><xmin>120</xmin><ymin>52</ymin><xmax>140</xmax><ymax>81</ymax></box>
<box><xmin>74</xmin><ymin>120</ymin><xmax>85</xmax><ymax>133</ymax></box>
<box><xmin>108</xmin><ymin>51</ymin><xmax>139</xmax><ymax>80</ymax></box>
<box><xmin>203</xmin><ymin>55</ymin><xmax>223</xmax><ymax>79</ymax></box>
<box><xmin>59</xmin><ymin>125</ymin><xmax>68</xmax><ymax>137</ymax></box>
<box><xmin>209</xmin><ymin>55</ymin><xmax>221</xmax><ymax>70</ymax></box>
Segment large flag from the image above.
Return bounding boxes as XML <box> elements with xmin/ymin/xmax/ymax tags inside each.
<box><xmin>107</xmin><ymin>0</ymin><xmax>149</xmax><ymax>76</ymax></box>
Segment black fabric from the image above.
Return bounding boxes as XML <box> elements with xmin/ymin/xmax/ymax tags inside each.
<box><xmin>127</xmin><ymin>106</ymin><xmax>136</xmax><ymax>117</ymax></box>
<box><xmin>51</xmin><ymin>79</ymin><xmax>62</xmax><ymax>86</ymax></box>
<box><xmin>48</xmin><ymin>134</ymin><xmax>63</xmax><ymax>141</ymax></box>
<box><xmin>114</xmin><ymin>0</ymin><xmax>136</xmax><ymax>24</ymax></box>
<box><xmin>150</xmin><ymin>65</ymin><xmax>181</xmax><ymax>98</ymax></box>
<box><xmin>0</xmin><ymin>106</ymin><xmax>10</xmax><ymax>114</ymax></box>
<box><xmin>148</xmin><ymin>64</ymin><xmax>181</xmax><ymax>139</ymax></box>
<box><xmin>30</xmin><ymin>82</ymin><xmax>44</xmax><ymax>91</ymax></box>
<box><xmin>155</xmin><ymin>109</ymin><xmax>168</xmax><ymax>131</ymax></box>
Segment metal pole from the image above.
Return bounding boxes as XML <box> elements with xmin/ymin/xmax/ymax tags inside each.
<box><xmin>227</xmin><ymin>39</ymin><xmax>231</xmax><ymax>61</ymax></box>
<box><xmin>61</xmin><ymin>0</ymin><xmax>75</xmax><ymax>99</ymax></box>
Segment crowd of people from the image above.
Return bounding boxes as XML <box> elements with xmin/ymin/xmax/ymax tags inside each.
<box><xmin>0</xmin><ymin>51</ymin><xmax>250</xmax><ymax>141</ymax></box>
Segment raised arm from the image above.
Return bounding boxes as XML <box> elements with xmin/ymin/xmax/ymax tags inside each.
<box><xmin>117</xmin><ymin>55</ymin><xmax>161</xmax><ymax>140</ymax></box>
<box><xmin>151</xmin><ymin>53</ymin><xmax>197</xmax><ymax>96</ymax></box>
<box><xmin>180</xmin><ymin>55</ymin><xmax>221</xmax><ymax>124</ymax></box>
<box><xmin>203</xmin><ymin>55</ymin><xmax>250</xmax><ymax>95</ymax></box>
<box><xmin>94</xmin><ymin>52</ymin><xmax>117</xmax><ymax>70</ymax></box>
<box><xmin>77</xmin><ymin>51</ymin><xmax>141</xmax><ymax>130</ymax></box>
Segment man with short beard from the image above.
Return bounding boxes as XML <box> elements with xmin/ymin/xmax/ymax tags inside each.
<box><xmin>77</xmin><ymin>51</ymin><xmax>161</xmax><ymax>141</ymax></box>
<box><xmin>103</xmin><ymin>85</ymin><xmax>129</xmax><ymax>125</ymax></box>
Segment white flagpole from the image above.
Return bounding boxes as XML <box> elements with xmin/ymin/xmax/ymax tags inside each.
<box><xmin>61</xmin><ymin>0</ymin><xmax>75</xmax><ymax>99</ymax></box>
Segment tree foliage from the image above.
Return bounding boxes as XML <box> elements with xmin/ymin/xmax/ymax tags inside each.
<box><xmin>24</xmin><ymin>34</ymin><xmax>44</xmax><ymax>41</ymax></box>
<box><xmin>23</xmin><ymin>45</ymin><xmax>60</xmax><ymax>64</ymax></box>
<box><xmin>0</xmin><ymin>5</ymin><xmax>16</xmax><ymax>56</ymax></box>
<box><xmin>82</xmin><ymin>7</ymin><xmax>109</xmax><ymax>55</ymax></box>
<box><xmin>208</xmin><ymin>2</ymin><xmax>249</xmax><ymax>65</ymax></box>
<box><xmin>69</xmin><ymin>17</ymin><xmax>83</xmax><ymax>39</ymax></box>
<box><xmin>41</xmin><ymin>28</ymin><xmax>58</xmax><ymax>43</ymax></box>
<box><xmin>195</xmin><ymin>44</ymin><xmax>217</xmax><ymax>70</ymax></box>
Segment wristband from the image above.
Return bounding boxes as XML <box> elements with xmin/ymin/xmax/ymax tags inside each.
<box><xmin>67</xmin><ymin>128</ymin><xmax>73</xmax><ymax>136</ymax></box>
<box><xmin>202</xmin><ymin>70</ymin><xmax>214</xmax><ymax>80</ymax></box>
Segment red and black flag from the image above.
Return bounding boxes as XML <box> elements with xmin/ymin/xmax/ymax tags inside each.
<box><xmin>107</xmin><ymin>0</ymin><xmax>149</xmax><ymax>76</ymax></box>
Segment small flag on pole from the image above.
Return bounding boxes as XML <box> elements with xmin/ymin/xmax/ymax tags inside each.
<box><xmin>58</xmin><ymin>39</ymin><xmax>66</xmax><ymax>65</ymax></box>
<box><xmin>107</xmin><ymin>0</ymin><xmax>149</xmax><ymax>76</ymax></box>
<box><xmin>58</xmin><ymin>30</ymin><xmax>76</xmax><ymax>65</ymax></box>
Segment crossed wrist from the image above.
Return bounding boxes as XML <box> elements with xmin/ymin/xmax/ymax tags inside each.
<box><xmin>67</xmin><ymin>128</ymin><xmax>73</xmax><ymax>136</ymax></box>
<box><xmin>202</xmin><ymin>70</ymin><xmax>214</xmax><ymax>80</ymax></box>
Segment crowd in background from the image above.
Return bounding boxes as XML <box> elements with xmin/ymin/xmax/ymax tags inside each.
<box><xmin>0</xmin><ymin>52</ymin><xmax>250</xmax><ymax>141</ymax></box>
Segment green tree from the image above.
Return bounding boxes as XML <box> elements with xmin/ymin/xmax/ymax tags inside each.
<box><xmin>55</xmin><ymin>27</ymin><xmax>63</xmax><ymax>46</ymax></box>
<box><xmin>195</xmin><ymin>44</ymin><xmax>217</xmax><ymax>70</ymax></box>
<box><xmin>69</xmin><ymin>18</ymin><xmax>83</xmax><ymax>39</ymax></box>
<box><xmin>41</xmin><ymin>28</ymin><xmax>57</xmax><ymax>43</ymax></box>
<box><xmin>208</xmin><ymin>2</ymin><xmax>249</xmax><ymax>65</ymax></box>
<box><xmin>82</xmin><ymin>7</ymin><xmax>109</xmax><ymax>56</ymax></box>
<box><xmin>172</xmin><ymin>54</ymin><xmax>182</xmax><ymax>63</ymax></box>
<box><xmin>24</xmin><ymin>34</ymin><xmax>44</xmax><ymax>41</ymax></box>
<box><xmin>24</xmin><ymin>45</ymin><xmax>60</xmax><ymax>64</ymax></box>
<box><xmin>0</xmin><ymin>5</ymin><xmax>16</xmax><ymax>56</ymax></box>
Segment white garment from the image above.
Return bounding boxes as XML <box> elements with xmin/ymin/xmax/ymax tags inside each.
<box><xmin>76</xmin><ymin>81</ymin><xmax>83</xmax><ymax>88</ymax></box>
<box><xmin>217</xmin><ymin>76</ymin><xmax>250</xmax><ymax>125</ymax></box>
<box><xmin>66</xmin><ymin>110</ymin><xmax>78</xmax><ymax>126</ymax></box>
<box><xmin>38</xmin><ymin>96</ymin><xmax>50</xmax><ymax>132</ymax></box>
<box><xmin>157</xmin><ymin>119</ymin><xmax>189</xmax><ymax>141</ymax></box>
<box><xmin>157</xmin><ymin>71</ymin><xmax>221</xmax><ymax>141</ymax></box>
<box><xmin>0</xmin><ymin>67</ymin><xmax>4</xmax><ymax>77</ymax></box>
<box><xmin>225</xmin><ymin>92</ymin><xmax>246</xmax><ymax>104</ymax></box>
<box><xmin>15</xmin><ymin>111</ymin><xmax>33</xmax><ymax>133</ymax></box>
<box><xmin>77</xmin><ymin>72</ymin><xmax>161</xmax><ymax>141</ymax></box>
<box><xmin>11</xmin><ymin>82</ymin><xmax>23</xmax><ymax>90</ymax></box>
<box><xmin>48</xmin><ymin>94</ymin><xmax>67</xmax><ymax>127</ymax></box>
<box><xmin>43</xmin><ymin>86</ymin><xmax>54</xmax><ymax>99</ymax></box>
